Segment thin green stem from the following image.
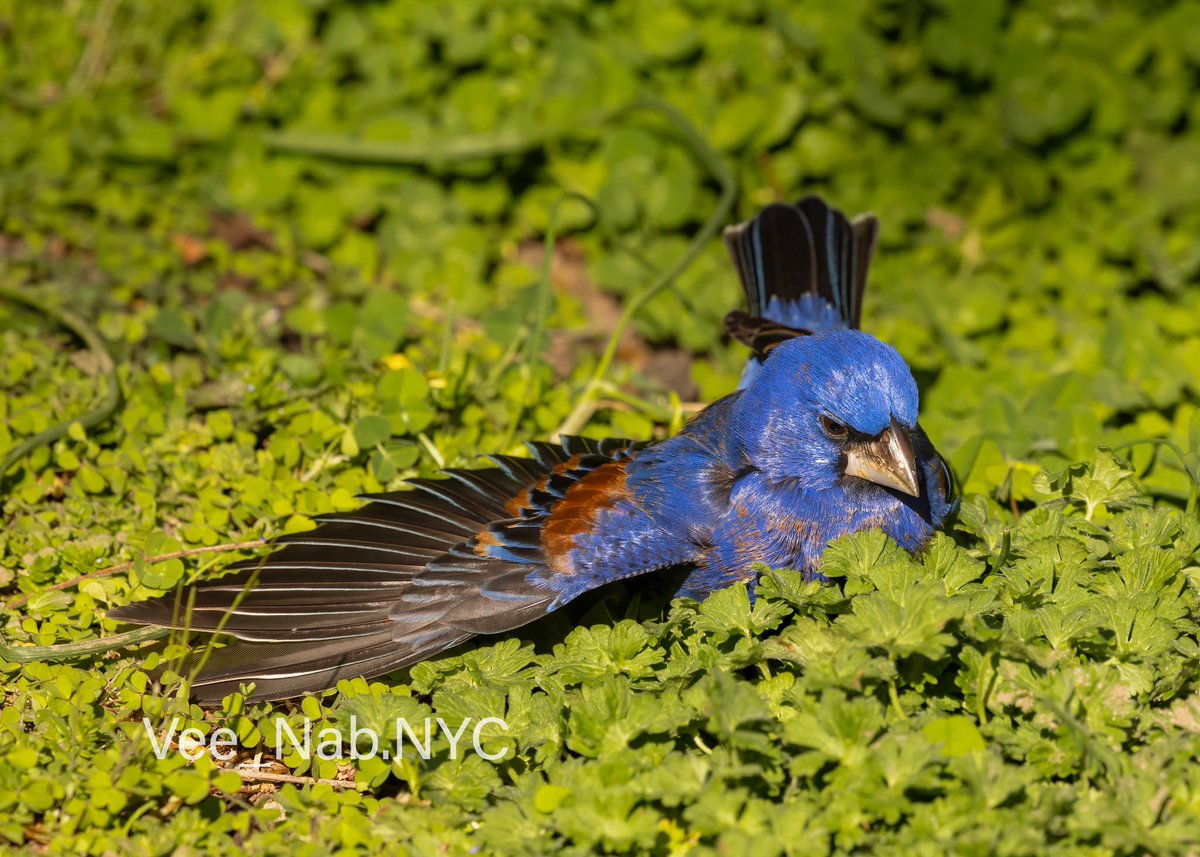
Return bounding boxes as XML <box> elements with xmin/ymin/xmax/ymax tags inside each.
<box><xmin>4</xmin><ymin>538</ymin><xmax>266</xmax><ymax>611</ymax></box>
<box><xmin>1111</xmin><ymin>437</ymin><xmax>1200</xmax><ymax>515</ymax></box>
<box><xmin>0</xmin><ymin>626</ymin><xmax>167</xmax><ymax>663</ymax></box>
<box><xmin>975</xmin><ymin>652</ymin><xmax>994</xmax><ymax>727</ymax></box>
<box><xmin>555</xmin><ymin>98</ymin><xmax>738</xmax><ymax>437</ymax></box>
<box><xmin>501</xmin><ymin>194</ymin><xmax>592</xmax><ymax>450</ymax></box>
<box><xmin>181</xmin><ymin>571</ymin><xmax>253</xmax><ymax>700</ymax></box>
<box><xmin>0</xmin><ymin>284</ymin><xmax>123</xmax><ymax>488</ymax></box>
<box><xmin>264</xmin><ymin>106</ymin><xmax>621</xmax><ymax>165</ymax></box>
<box><xmin>887</xmin><ymin>678</ymin><xmax>907</xmax><ymax>719</ymax></box>
<box><xmin>589</xmin><ymin>381</ymin><xmax>678</xmax><ymax>423</ymax></box>
<box><xmin>417</xmin><ymin>432</ymin><xmax>445</xmax><ymax>469</ymax></box>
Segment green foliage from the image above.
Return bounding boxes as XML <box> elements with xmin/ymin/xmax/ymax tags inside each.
<box><xmin>2</xmin><ymin>0</ymin><xmax>1200</xmax><ymax>852</ymax></box>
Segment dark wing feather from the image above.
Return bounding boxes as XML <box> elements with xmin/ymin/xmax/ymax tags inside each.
<box><xmin>723</xmin><ymin>310</ymin><xmax>813</xmax><ymax>363</ymax></box>
<box><xmin>174</xmin><ymin>629</ymin><xmax>473</xmax><ymax>704</ymax></box>
<box><xmin>108</xmin><ymin>436</ymin><xmax>652</xmax><ymax>703</ymax></box>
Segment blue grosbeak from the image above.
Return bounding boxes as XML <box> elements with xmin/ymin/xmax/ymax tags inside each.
<box><xmin>111</xmin><ymin>196</ymin><xmax>957</xmax><ymax>702</ymax></box>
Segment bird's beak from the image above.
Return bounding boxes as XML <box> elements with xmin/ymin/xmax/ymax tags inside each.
<box><xmin>843</xmin><ymin>418</ymin><xmax>920</xmax><ymax>497</ymax></box>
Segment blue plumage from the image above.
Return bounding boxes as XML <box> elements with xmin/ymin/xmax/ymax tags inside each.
<box><xmin>110</xmin><ymin>196</ymin><xmax>957</xmax><ymax>702</ymax></box>
<box><xmin>550</xmin><ymin>329</ymin><xmax>940</xmax><ymax>598</ymax></box>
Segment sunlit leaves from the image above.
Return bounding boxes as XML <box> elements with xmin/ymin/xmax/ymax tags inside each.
<box><xmin>4</xmin><ymin>0</ymin><xmax>1200</xmax><ymax>852</ymax></box>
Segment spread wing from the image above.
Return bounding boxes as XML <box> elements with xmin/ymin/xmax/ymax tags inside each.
<box><xmin>108</xmin><ymin>436</ymin><xmax>705</xmax><ymax>703</ymax></box>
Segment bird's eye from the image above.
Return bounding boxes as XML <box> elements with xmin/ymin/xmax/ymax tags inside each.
<box><xmin>819</xmin><ymin>415</ymin><xmax>849</xmax><ymax>440</ymax></box>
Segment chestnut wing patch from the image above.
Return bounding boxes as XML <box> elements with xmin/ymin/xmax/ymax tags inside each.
<box><xmin>419</xmin><ymin>452</ymin><xmax>642</xmax><ymax>619</ymax></box>
<box><xmin>540</xmin><ymin>460</ymin><xmax>631</xmax><ymax>575</ymax></box>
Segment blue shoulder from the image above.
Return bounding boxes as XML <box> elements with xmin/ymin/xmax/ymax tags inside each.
<box><xmin>625</xmin><ymin>396</ymin><xmax>747</xmax><ymax>531</ymax></box>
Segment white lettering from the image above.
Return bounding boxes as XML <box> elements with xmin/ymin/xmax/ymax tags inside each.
<box><xmin>349</xmin><ymin>715</ymin><xmax>378</xmax><ymax>760</ymax></box>
<box><xmin>473</xmin><ymin>718</ymin><xmax>509</xmax><ymax>761</ymax></box>
<box><xmin>143</xmin><ymin>716</ymin><xmax>178</xmax><ymax>760</ymax></box>
<box><xmin>210</xmin><ymin>726</ymin><xmax>237</xmax><ymax>761</ymax></box>
<box><xmin>316</xmin><ymin>725</ymin><xmax>343</xmax><ymax>760</ymax></box>
<box><xmin>274</xmin><ymin>717</ymin><xmax>312</xmax><ymax>760</ymax></box>
<box><xmin>178</xmin><ymin>727</ymin><xmax>206</xmax><ymax>762</ymax></box>
<box><xmin>395</xmin><ymin>718</ymin><xmax>434</xmax><ymax>759</ymax></box>
<box><xmin>438</xmin><ymin>717</ymin><xmax>472</xmax><ymax>759</ymax></box>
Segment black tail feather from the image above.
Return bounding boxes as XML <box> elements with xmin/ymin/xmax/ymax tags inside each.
<box><xmin>723</xmin><ymin>196</ymin><xmax>878</xmax><ymax>330</ymax></box>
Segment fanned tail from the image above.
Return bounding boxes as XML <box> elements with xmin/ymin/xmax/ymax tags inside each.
<box><xmin>723</xmin><ymin>196</ymin><xmax>879</xmax><ymax>364</ymax></box>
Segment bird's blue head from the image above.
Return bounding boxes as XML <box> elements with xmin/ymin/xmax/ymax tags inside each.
<box><xmin>731</xmin><ymin>330</ymin><xmax>923</xmax><ymax>495</ymax></box>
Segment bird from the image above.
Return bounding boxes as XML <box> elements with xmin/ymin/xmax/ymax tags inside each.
<box><xmin>109</xmin><ymin>196</ymin><xmax>958</xmax><ymax>703</ymax></box>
